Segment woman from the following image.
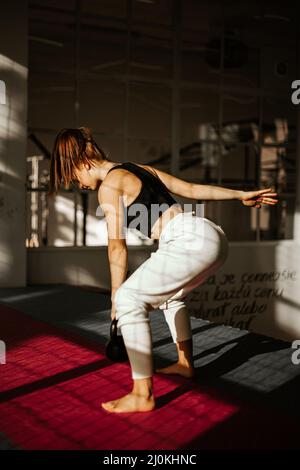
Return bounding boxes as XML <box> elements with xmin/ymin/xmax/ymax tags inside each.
<box><xmin>49</xmin><ymin>127</ymin><xmax>278</xmax><ymax>414</ymax></box>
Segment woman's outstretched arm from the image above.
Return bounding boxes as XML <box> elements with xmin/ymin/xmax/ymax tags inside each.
<box><xmin>146</xmin><ymin>165</ymin><xmax>278</xmax><ymax>207</ymax></box>
<box><xmin>192</xmin><ymin>183</ymin><xmax>244</xmax><ymax>201</ymax></box>
<box><xmin>193</xmin><ymin>184</ymin><xmax>278</xmax><ymax>207</ymax></box>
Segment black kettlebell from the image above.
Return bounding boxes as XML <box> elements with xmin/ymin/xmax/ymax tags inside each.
<box><xmin>105</xmin><ymin>318</ymin><xmax>128</xmax><ymax>362</ymax></box>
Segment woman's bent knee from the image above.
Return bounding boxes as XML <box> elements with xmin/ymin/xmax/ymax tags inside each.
<box><xmin>114</xmin><ymin>286</ymin><xmax>149</xmax><ymax>326</ymax></box>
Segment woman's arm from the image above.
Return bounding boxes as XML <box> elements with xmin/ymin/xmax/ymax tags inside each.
<box><xmin>147</xmin><ymin>165</ymin><xmax>245</xmax><ymax>200</ymax></box>
<box><xmin>192</xmin><ymin>184</ymin><xmax>243</xmax><ymax>201</ymax></box>
<box><xmin>108</xmin><ymin>247</ymin><xmax>128</xmax><ymax>301</ymax></box>
<box><xmin>194</xmin><ymin>184</ymin><xmax>278</xmax><ymax>207</ymax></box>
<box><xmin>98</xmin><ymin>172</ymin><xmax>128</xmax><ymax>317</ymax></box>
<box><xmin>146</xmin><ymin>166</ymin><xmax>278</xmax><ymax>206</ymax></box>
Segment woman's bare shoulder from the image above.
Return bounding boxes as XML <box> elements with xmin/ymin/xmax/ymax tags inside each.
<box><xmin>133</xmin><ymin>162</ymin><xmax>159</xmax><ymax>178</ymax></box>
<box><xmin>99</xmin><ymin>163</ymin><xmax>138</xmax><ymax>200</ymax></box>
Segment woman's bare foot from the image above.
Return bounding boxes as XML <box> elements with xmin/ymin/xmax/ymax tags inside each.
<box><xmin>101</xmin><ymin>392</ymin><xmax>155</xmax><ymax>413</ymax></box>
<box><xmin>156</xmin><ymin>362</ymin><xmax>195</xmax><ymax>378</ymax></box>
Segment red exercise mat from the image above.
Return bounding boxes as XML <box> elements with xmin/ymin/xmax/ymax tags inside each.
<box><xmin>0</xmin><ymin>303</ymin><xmax>298</xmax><ymax>449</ymax></box>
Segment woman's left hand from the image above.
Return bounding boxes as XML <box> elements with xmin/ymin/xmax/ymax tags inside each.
<box><xmin>240</xmin><ymin>188</ymin><xmax>278</xmax><ymax>209</ymax></box>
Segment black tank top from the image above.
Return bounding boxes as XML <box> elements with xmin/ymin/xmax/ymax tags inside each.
<box><xmin>106</xmin><ymin>162</ymin><xmax>179</xmax><ymax>238</ymax></box>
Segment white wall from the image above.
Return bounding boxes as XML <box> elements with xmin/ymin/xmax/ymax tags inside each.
<box><xmin>0</xmin><ymin>1</ymin><xmax>28</xmax><ymax>286</ymax></box>
<box><xmin>28</xmin><ymin>239</ymin><xmax>300</xmax><ymax>342</ymax></box>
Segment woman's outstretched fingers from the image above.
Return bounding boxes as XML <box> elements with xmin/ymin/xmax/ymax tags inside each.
<box><xmin>258</xmin><ymin>198</ymin><xmax>278</xmax><ymax>205</ymax></box>
<box><xmin>259</xmin><ymin>188</ymin><xmax>276</xmax><ymax>193</ymax></box>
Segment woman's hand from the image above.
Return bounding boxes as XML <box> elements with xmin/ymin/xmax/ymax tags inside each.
<box><xmin>240</xmin><ymin>188</ymin><xmax>278</xmax><ymax>209</ymax></box>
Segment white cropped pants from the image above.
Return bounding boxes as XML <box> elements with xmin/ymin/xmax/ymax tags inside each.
<box><xmin>114</xmin><ymin>211</ymin><xmax>229</xmax><ymax>380</ymax></box>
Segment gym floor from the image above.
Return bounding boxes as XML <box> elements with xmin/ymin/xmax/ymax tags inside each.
<box><xmin>0</xmin><ymin>284</ymin><xmax>299</xmax><ymax>450</ymax></box>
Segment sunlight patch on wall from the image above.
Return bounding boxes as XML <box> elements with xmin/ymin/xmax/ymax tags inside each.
<box><xmin>0</xmin><ymin>79</ymin><xmax>5</xmax><ymax>104</ymax></box>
